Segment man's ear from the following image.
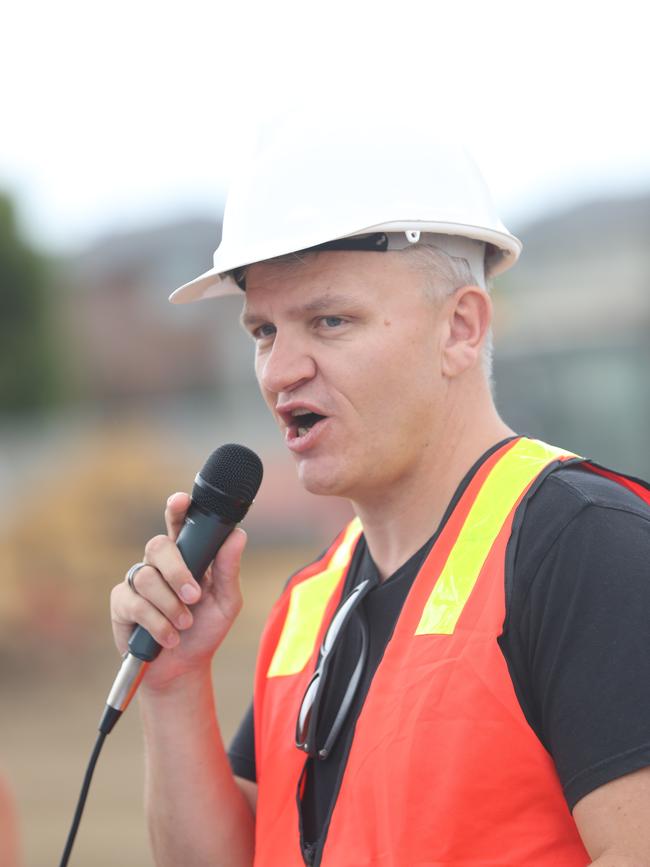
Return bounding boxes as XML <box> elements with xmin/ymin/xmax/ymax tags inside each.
<box><xmin>440</xmin><ymin>285</ymin><xmax>492</xmax><ymax>378</ymax></box>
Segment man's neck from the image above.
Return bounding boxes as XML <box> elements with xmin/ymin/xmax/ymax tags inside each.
<box><xmin>352</xmin><ymin>402</ymin><xmax>515</xmax><ymax>581</ymax></box>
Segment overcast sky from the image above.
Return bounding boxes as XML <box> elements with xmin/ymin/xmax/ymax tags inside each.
<box><xmin>2</xmin><ymin>0</ymin><xmax>649</xmax><ymax>253</ymax></box>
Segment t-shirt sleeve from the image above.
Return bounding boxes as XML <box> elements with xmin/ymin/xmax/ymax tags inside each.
<box><xmin>228</xmin><ymin>701</ymin><xmax>256</xmax><ymax>782</ymax></box>
<box><xmin>509</xmin><ymin>497</ymin><xmax>650</xmax><ymax>810</ymax></box>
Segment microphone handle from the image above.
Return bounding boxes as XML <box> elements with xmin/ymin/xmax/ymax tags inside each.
<box><xmin>128</xmin><ymin>503</ymin><xmax>236</xmax><ymax>662</ymax></box>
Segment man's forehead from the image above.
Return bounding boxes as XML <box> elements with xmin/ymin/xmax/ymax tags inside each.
<box><xmin>244</xmin><ymin>253</ymin><xmax>366</xmax><ymax>299</ymax></box>
<box><xmin>244</xmin><ymin>249</ymin><xmax>414</xmax><ymax>294</ymax></box>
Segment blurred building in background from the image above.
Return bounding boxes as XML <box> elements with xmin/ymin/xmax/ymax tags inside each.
<box><xmin>494</xmin><ymin>194</ymin><xmax>650</xmax><ymax>476</ymax></box>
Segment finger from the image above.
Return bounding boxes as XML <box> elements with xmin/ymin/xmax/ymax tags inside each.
<box><xmin>206</xmin><ymin>528</ymin><xmax>247</xmax><ymax>617</ymax></box>
<box><xmin>111</xmin><ymin>582</ymin><xmax>181</xmax><ymax>651</ymax></box>
<box><xmin>164</xmin><ymin>492</ymin><xmax>191</xmax><ymax>541</ymax></box>
<box><xmin>144</xmin><ymin>534</ymin><xmax>202</xmax><ymax>604</ymax></box>
<box><xmin>128</xmin><ymin>564</ymin><xmax>194</xmax><ymax>632</ymax></box>
<box><xmin>209</xmin><ymin>528</ymin><xmax>248</xmax><ymax>582</ymax></box>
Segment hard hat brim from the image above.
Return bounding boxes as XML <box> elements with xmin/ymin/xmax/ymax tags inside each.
<box><xmin>169</xmin><ymin>222</ymin><xmax>522</xmax><ymax>304</ymax></box>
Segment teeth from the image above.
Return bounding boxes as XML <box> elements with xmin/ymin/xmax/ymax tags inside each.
<box><xmin>292</xmin><ymin>408</ymin><xmax>312</xmax><ymax>417</ymax></box>
<box><xmin>298</xmin><ymin>426</ymin><xmax>309</xmax><ymax>437</ymax></box>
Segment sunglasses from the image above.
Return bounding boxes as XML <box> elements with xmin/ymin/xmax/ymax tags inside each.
<box><xmin>295</xmin><ymin>578</ymin><xmax>375</xmax><ymax>759</ymax></box>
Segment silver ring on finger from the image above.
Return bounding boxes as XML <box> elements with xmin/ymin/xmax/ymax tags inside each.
<box><xmin>125</xmin><ymin>561</ymin><xmax>147</xmax><ymax>596</ymax></box>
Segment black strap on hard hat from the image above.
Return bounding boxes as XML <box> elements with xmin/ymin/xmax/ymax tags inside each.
<box><xmin>309</xmin><ymin>233</ymin><xmax>389</xmax><ymax>252</ymax></box>
<box><xmin>232</xmin><ymin>233</ymin><xmax>389</xmax><ymax>290</ymax></box>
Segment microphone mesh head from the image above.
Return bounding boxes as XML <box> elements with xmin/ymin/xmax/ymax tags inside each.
<box><xmin>192</xmin><ymin>443</ymin><xmax>263</xmax><ymax>522</ymax></box>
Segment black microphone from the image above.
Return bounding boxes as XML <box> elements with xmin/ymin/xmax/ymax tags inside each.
<box><xmin>99</xmin><ymin>443</ymin><xmax>263</xmax><ymax>735</ymax></box>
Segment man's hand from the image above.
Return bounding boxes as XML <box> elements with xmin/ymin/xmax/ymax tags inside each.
<box><xmin>110</xmin><ymin>492</ymin><xmax>247</xmax><ymax>693</ymax></box>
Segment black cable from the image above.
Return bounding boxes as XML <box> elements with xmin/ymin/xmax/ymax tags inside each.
<box><xmin>58</xmin><ymin>730</ymin><xmax>107</xmax><ymax>867</ymax></box>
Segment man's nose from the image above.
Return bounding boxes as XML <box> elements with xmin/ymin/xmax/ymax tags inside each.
<box><xmin>257</xmin><ymin>331</ymin><xmax>317</xmax><ymax>394</ymax></box>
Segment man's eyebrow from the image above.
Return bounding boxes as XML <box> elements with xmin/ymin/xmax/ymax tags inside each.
<box><xmin>241</xmin><ymin>293</ymin><xmax>359</xmax><ymax>330</ymax></box>
<box><xmin>240</xmin><ymin>309</ymin><xmax>265</xmax><ymax>330</ymax></box>
<box><xmin>293</xmin><ymin>294</ymin><xmax>359</xmax><ymax>314</ymax></box>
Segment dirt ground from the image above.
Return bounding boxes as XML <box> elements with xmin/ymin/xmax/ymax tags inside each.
<box><xmin>1</xmin><ymin>546</ymin><xmax>311</xmax><ymax>867</ymax></box>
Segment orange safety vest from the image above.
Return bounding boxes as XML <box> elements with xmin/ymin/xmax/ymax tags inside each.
<box><xmin>253</xmin><ymin>437</ymin><xmax>650</xmax><ymax>866</ymax></box>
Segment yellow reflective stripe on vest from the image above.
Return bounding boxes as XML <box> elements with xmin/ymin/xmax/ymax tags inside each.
<box><xmin>267</xmin><ymin>518</ymin><xmax>363</xmax><ymax>678</ymax></box>
<box><xmin>416</xmin><ymin>439</ymin><xmax>577</xmax><ymax>636</ymax></box>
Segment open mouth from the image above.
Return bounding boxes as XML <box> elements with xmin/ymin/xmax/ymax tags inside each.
<box><xmin>288</xmin><ymin>409</ymin><xmax>327</xmax><ymax>438</ymax></box>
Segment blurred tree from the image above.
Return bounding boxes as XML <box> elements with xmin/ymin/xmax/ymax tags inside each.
<box><xmin>0</xmin><ymin>192</ymin><xmax>61</xmax><ymax>413</ymax></box>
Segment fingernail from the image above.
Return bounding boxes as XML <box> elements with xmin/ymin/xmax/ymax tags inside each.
<box><xmin>178</xmin><ymin>612</ymin><xmax>192</xmax><ymax>629</ymax></box>
<box><xmin>180</xmin><ymin>584</ymin><xmax>199</xmax><ymax>603</ymax></box>
<box><xmin>166</xmin><ymin>631</ymin><xmax>179</xmax><ymax>648</ymax></box>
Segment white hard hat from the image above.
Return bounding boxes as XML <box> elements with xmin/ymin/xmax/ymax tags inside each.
<box><xmin>170</xmin><ymin>117</ymin><xmax>522</xmax><ymax>304</ymax></box>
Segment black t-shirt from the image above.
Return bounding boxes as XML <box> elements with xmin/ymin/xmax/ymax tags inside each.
<box><xmin>229</xmin><ymin>438</ymin><xmax>650</xmax><ymax>848</ymax></box>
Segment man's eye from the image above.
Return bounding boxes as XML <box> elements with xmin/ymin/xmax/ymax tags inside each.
<box><xmin>254</xmin><ymin>323</ymin><xmax>276</xmax><ymax>339</ymax></box>
<box><xmin>320</xmin><ymin>316</ymin><xmax>344</xmax><ymax>328</ymax></box>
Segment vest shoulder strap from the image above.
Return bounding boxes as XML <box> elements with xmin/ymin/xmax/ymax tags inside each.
<box><xmin>267</xmin><ymin>518</ymin><xmax>362</xmax><ymax>677</ymax></box>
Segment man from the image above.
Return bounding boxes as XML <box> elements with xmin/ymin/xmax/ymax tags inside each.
<box><xmin>110</xmin><ymin>119</ymin><xmax>650</xmax><ymax>865</ymax></box>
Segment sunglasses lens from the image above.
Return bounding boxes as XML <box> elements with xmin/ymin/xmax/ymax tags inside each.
<box><xmin>296</xmin><ymin>579</ymin><xmax>372</xmax><ymax>756</ymax></box>
<box><xmin>322</xmin><ymin>582</ymin><xmax>367</xmax><ymax>654</ymax></box>
<box><xmin>297</xmin><ymin>671</ymin><xmax>321</xmax><ymax>746</ymax></box>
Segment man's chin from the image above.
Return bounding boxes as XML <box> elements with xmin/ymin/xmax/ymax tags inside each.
<box><xmin>295</xmin><ymin>459</ymin><xmax>350</xmax><ymax>498</ymax></box>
